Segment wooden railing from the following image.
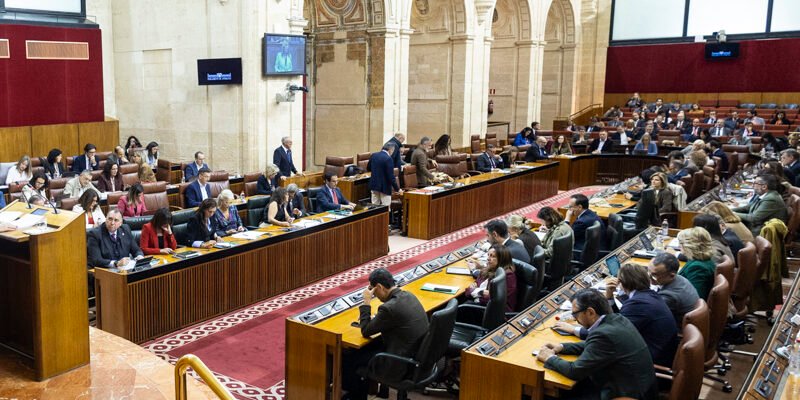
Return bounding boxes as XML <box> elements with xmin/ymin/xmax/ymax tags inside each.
<box><xmin>566</xmin><ymin>103</ymin><xmax>603</xmax><ymax>127</ymax></box>
<box><xmin>174</xmin><ymin>354</ymin><xmax>234</xmax><ymax>400</ymax></box>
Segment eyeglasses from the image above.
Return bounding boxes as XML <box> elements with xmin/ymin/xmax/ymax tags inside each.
<box><xmin>572</xmin><ymin>308</ymin><xmax>587</xmax><ymax>317</ymax></box>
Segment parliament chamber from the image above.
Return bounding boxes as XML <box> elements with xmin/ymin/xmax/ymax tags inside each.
<box><xmin>3</xmin><ymin>1</ymin><xmax>800</xmax><ymax>400</ymax></box>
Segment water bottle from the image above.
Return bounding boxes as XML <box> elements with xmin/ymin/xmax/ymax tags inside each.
<box><xmin>661</xmin><ymin>219</ymin><xmax>669</xmax><ymax>237</ymax></box>
<box><xmin>181</xmin><ymin>171</ymin><xmax>186</xmax><ymax>183</ymax></box>
<box><xmin>240</xmin><ymin>190</ymin><xmax>246</xmax><ymax>200</ymax></box>
<box><xmin>624</xmin><ymin>147</ymin><xmax>629</xmax><ymax>155</ymax></box>
<box><xmin>789</xmin><ymin>332</ymin><xmax>800</xmax><ymax>396</ymax></box>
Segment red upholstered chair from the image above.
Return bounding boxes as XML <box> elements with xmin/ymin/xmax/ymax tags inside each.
<box><xmin>156</xmin><ymin>158</ymin><xmax>173</xmax><ymax>183</ymax></box>
<box><xmin>120</xmin><ymin>163</ymin><xmax>140</xmax><ymax>187</ymax></box>
<box><xmin>435</xmin><ymin>154</ymin><xmax>469</xmax><ymax>178</ymax></box>
<box><xmin>356</xmin><ymin>152</ymin><xmax>372</xmax><ymax>170</ymax></box>
<box><xmin>48</xmin><ymin>177</ymin><xmax>70</xmax><ymax>201</ymax></box>
<box><xmin>470</xmin><ymin>135</ymin><xmax>481</xmax><ymax>153</ymax></box>
<box><xmin>243</xmin><ymin>172</ymin><xmax>262</xmax><ymax>197</ymax></box>
<box><xmin>141</xmin><ymin>181</ymin><xmax>171</xmax><ymax>214</ymax></box>
<box><xmin>655</xmin><ymin>323</ymin><xmax>705</xmax><ymax>400</ymax></box>
<box><xmin>60</xmin><ymin>196</ymin><xmax>80</xmax><ymax>211</ymax></box>
<box><xmin>324</xmin><ymin>156</ymin><xmax>354</xmax><ymax>177</ymax></box>
<box><xmin>208</xmin><ymin>171</ymin><xmax>230</xmax><ymax>198</ymax></box>
<box><xmin>106</xmin><ymin>191</ymin><xmax>126</xmax><ymax>213</ymax></box>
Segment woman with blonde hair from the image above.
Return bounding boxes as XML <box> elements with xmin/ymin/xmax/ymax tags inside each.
<box><xmin>257</xmin><ymin>164</ymin><xmax>281</xmax><ymax>195</ymax></box>
<box><xmin>676</xmin><ymin>227</ymin><xmax>716</xmax><ymax>299</ymax></box>
<box><xmin>214</xmin><ymin>189</ymin><xmax>245</xmax><ymax>236</ymax></box>
<box><xmin>5</xmin><ymin>155</ymin><xmax>32</xmax><ymax>185</ymax></box>
<box><xmin>138</xmin><ymin>164</ymin><xmax>156</xmax><ymax>183</ymax></box>
<box><xmin>649</xmin><ymin>172</ymin><xmax>674</xmax><ymax>214</ymax></box>
<box><xmin>700</xmin><ymin>201</ymin><xmax>755</xmax><ymax>243</ymax></box>
<box><xmin>506</xmin><ymin>214</ymin><xmax>541</xmax><ymax>262</ymax></box>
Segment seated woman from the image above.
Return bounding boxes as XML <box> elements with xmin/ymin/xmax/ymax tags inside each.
<box><xmin>571</xmin><ymin>128</ymin><xmax>589</xmax><ymax>145</ymax></box>
<box><xmin>108</xmin><ymin>145</ymin><xmax>129</xmax><ymax>166</ymax></box>
<box><xmin>771</xmin><ymin>111</ymin><xmax>791</xmax><ymax>125</ymax></box>
<box><xmin>22</xmin><ymin>172</ymin><xmax>48</xmax><ymax>201</ymax></box>
<box><xmin>257</xmin><ymin>164</ymin><xmax>282</xmax><ymax>195</ymax></box>
<box><xmin>513</xmin><ymin>127</ymin><xmax>534</xmax><ymax>146</ymax></box>
<box><xmin>97</xmin><ymin>161</ymin><xmax>125</xmax><ymax>193</ymax></box>
<box><xmin>500</xmin><ymin>146</ymin><xmax>519</xmax><ymax>166</ymax></box>
<box><xmin>186</xmin><ymin>198</ymin><xmax>220</xmax><ymax>248</ymax></box>
<box><xmin>214</xmin><ymin>189</ymin><xmax>245</xmax><ymax>236</ymax></box>
<box><xmin>506</xmin><ymin>214</ymin><xmax>541</xmax><ymax>262</ymax></box>
<box><xmin>551</xmin><ymin>135</ymin><xmax>573</xmax><ymax>155</ymax></box>
<box><xmin>434</xmin><ymin>134</ymin><xmax>453</xmax><ymax>156</ymax></box>
<box><xmin>700</xmin><ymin>201</ymin><xmax>754</xmax><ymax>243</ymax></box>
<box><xmin>145</xmin><ymin>141</ymin><xmax>159</xmax><ymax>169</ymax></box>
<box><xmin>117</xmin><ymin>183</ymin><xmax>147</xmax><ymax>217</ymax></box>
<box><xmin>262</xmin><ymin>187</ymin><xmax>293</xmax><ymax>227</ymax></box>
<box><xmin>536</xmin><ymin>206</ymin><xmax>573</xmax><ymax>261</ymax></box>
<box><xmin>633</xmin><ymin>133</ymin><xmax>658</xmax><ymax>155</ymax></box>
<box><xmin>465</xmin><ymin>244</ymin><xmax>517</xmax><ymax>311</ymax></box>
<box><xmin>140</xmin><ymin>207</ymin><xmax>177</xmax><ymax>255</ymax></box>
<box><xmin>73</xmin><ymin>189</ymin><xmax>105</xmax><ymax>230</ymax></box>
<box><xmin>5</xmin><ymin>155</ymin><xmax>32</xmax><ymax>185</ymax></box>
<box><xmin>676</xmin><ymin>227</ymin><xmax>717</xmax><ymax>299</ymax></box>
<box><xmin>42</xmin><ymin>148</ymin><xmax>66</xmax><ymax>179</ymax></box>
<box><xmin>138</xmin><ymin>163</ymin><xmax>157</xmax><ymax>183</ymax></box>
<box><xmin>124</xmin><ymin>135</ymin><xmax>143</xmax><ymax>154</ymax></box>
<box><xmin>649</xmin><ymin>172</ymin><xmax>674</xmax><ymax>214</ymax></box>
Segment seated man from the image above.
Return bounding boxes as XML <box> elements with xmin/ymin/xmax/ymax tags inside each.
<box><xmin>476</xmin><ymin>143</ymin><xmax>505</xmax><ymax>171</ymax></box>
<box><xmin>667</xmin><ymin>160</ymin><xmax>697</xmax><ymax>185</ymax></box>
<box><xmin>780</xmin><ymin>149</ymin><xmax>800</xmax><ymax>182</ymax></box>
<box><xmin>524</xmin><ymin>137</ymin><xmax>550</xmax><ymax>162</ymax></box>
<box><xmin>588</xmin><ymin>131</ymin><xmax>615</xmax><ymax>154</ymax></box>
<box><xmin>316</xmin><ymin>172</ymin><xmax>355</xmax><ymax>212</ymax></box>
<box><xmin>342</xmin><ymin>268</ymin><xmax>429</xmax><ymax>400</ymax></box>
<box><xmin>536</xmin><ymin>289</ymin><xmax>656</xmax><ymax>400</ymax></box>
<box><xmin>184</xmin><ymin>167</ymin><xmax>212</xmax><ymax>208</ymax></box>
<box><xmin>708</xmin><ymin>139</ymin><xmax>729</xmax><ymax>173</ymax></box>
<box><xmin>683</xmin><ymin>118</ymin><xmax>702</xmax><ymax>142</ymax></box>
<box><xmin>647</xmin><ymin>252</ymin><xmax>699</xmax><ymax>325</ymax></box>
<box><xmin>565</xmin><ymin>194</ymin><xmax>603</xmax><ymax>251</ymax></box>
<box><xmin>286</xmin><ymin>183</ymin><xmax>306</xmax><ymax>217</ymax></box>
<box><xmin>87</xmin><ymin>209</ymin><xmax>144</xmax><ymax>268</ymax></box>
<box><xmin>732</xmin><ymin>174</ymin><xmax>788</xmax><ymax>237</ymax></box>
<box><xmin>484</xmin><ymin>219</ymin><xmax>530</xmax><ymax>264</ymax></box>
<box><xmin>184</xmin><ymin>151</ymin><xmax>209</xmax><ymax>182</ymax></box>
<box><xmin>71</xmin><ymin>143</ymin><xmax>100</xmax><ymax>173</ymax></box>
<box><xmin>64</xmin><ymin>170</ymin><xmax>100</xmax><ymax>199</ymax></box>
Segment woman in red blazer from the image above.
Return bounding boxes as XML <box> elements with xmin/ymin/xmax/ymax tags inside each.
<box><xmin>139</xmin><ymin>207</ymin><xmax>177</xmax><ymax>255</ymax></box>
<box><xmin>118</xmin><ymin>183</ymin><xmax>147</xmax><ymax>217</ymax></box>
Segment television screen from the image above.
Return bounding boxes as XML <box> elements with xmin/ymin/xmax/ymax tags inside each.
<box><xmin>705</xmin><ymin>43</ymin><xmax>740</xmax><ymax>60</ymax></box>
<box><xmin>197</xmin><ymin>58</ymin><xmax>242</xmax><ymax>85</ymax></box>
<box><xmin>263</xmin><ymin>34</ymin><xmax>306</xmax><ymax>76</ymax></box>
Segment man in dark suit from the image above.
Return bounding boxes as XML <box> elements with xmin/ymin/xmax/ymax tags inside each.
<box><xmin>342</xmin><ymin>268</ymin><xmax>429</xmax><ymax>400</ymax></box>
<box><xmin>588</xmin><ymin>131</ymin><xmax>615</xmax><ymax>154</ymax></box>
<box><xmin>708</xmin><ymin>140</ymin><xmax>729</xmax><ymax>173</ymax></box>
<box><xmin>71</xmin><ymin>143</ymin><xmax>100</xmax><ymax>173</ymax></box>
<box><xmin>183</xmin><ymin>151</ymin><xmax>209</xmax><ymax>181</ymax></box>
<box><xmin>703</xmin><ymin>110</ymin><xmax>718</xmax><ymax>124</ymax></box>
<box><xmin>649</xmin><ymin>98</ymin><xmax>670</xmax><ymax>118</ymax></box>
<box><xmin>286</xmin><ymin>183</ymin><xmax>306</xmax><ymax>217</ymax></box>
<box><xmin>524</xmin><ymin>137</ymin><xmax>549</xmax><ymax>162</ymax></box>
<box><xmin>485</xmin><ymin>219</ymin><xmax>530</xmax><ymax>264</ymax></box>
<box><xmin>476</xmin><ymin>144</ymin><xmax>504</xmax><ymax>171</ymax></box>
<box><xmin>184</xmin><ymin>168</ymin><xmax>212</xmax><ymax>208</ymax></box>
<box><xmin>708</xmin><ymin>119</ymin><xmax>731</xmax><ymax>137</ymax></box>
<box><xmin>671</xmin><ymin>114</ymin><xmax>688</xmax><ymax>132</ymax></box>
<box><xmin>566</xmin><ymin>194</ymin><xmax>603</xmax><ymax>251</ymax></box>
<box><xmin>725</xmin><ymin>111</ymin><xmax>741</xmax><ymax>130</ymax></box>
<box><xmin>316</xmin><ymin>172</ymin><xmax>355</xmax><ymax>212</ymax></box>
<box><xmin>87</xmin><ymin>209</ymin><xmax>144</xmax><ymax>268</ymax></box>
<box><xmin>273</xmin><ymin>136</ymin><xmax>303</xmax><ymax>179</ymax></box>
<box><xmin>537</xmin><ymin>289</ymin><xmax>656</xmax><ymax>400</ymax></box>
<box><xmin>781</xmin><ymin>149</ymin><xmax>800</xmax><ymax>179</ymax></box>
<box><xmin>386</xmin><ymin>133</ymin><xmax>405</xmax><ymax>170</ymax></box>
<box><xmin>367</xmin><ymin>143</ymin><xmax>400</xmax><ymax>205</ymax></box>
<box><xmin>683</xmin><ymin>118</ymin><xmax>702</xmax><ymax>142</ymax></box>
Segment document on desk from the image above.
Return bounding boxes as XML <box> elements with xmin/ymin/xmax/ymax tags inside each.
<box><xmin>0</xmin><ymin>211</ymin><xmax>21</xmax><ymax>223</ymax></box>
<box><xmin>231</xmin><ymin>231</ymin><xmax>267</xmax><ymax>240</ymax></box>
<box><xmin>667</xmin><ymin>238</ymin><xmax>680</xmax><ymax>249</ymax></box>
<box><xmin>446</xmin><ymin>267</ymin><xmax>472</xmax><ymax>276</ymax></box>
<box><xmin>293</xmin><ymin>219</ymin><xmax>322</xmax><ymax>229</ymax></box>
<box><xmin>420</xmin><ymin>283</ymin><xmax>458</xmax><ymax>294</ymax></box>
<box><xmin>13</xmin><ymin>214</ymin><xmax>44</xmax><ymax>229</ymax></box>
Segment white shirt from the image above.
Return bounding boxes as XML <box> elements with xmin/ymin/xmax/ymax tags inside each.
<box><xmin>5</xmin><ymin>168</ymin><xmax>30</xmax><ymax>185</ymax></box>
<box><xmin>73</xmin><ymin>204</ymin><xmax>106</xmax><ymax>230</ymax></box>
<box><xmin>200</xmin><ymin>183</ymin><xmax>209</xmax><ymax>200</ymax></box>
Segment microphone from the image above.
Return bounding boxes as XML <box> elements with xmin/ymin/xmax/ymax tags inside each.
<box><xmin>19</xmin><ymin>185</ymin><xmax>31</xmax><ymax>209</ymax></box>
<box><xmin>49</xmin><ymin>195</ymin><xmax>59</xmax><ymax>214</ymax></box>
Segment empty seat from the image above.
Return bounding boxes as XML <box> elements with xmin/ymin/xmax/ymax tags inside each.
<box><xmin>435</xmin><ymin>154</ymin><xmax>468</xmax><ymax>178</ymax></box>
<box><xmin>142</xmin><ymin>181</ymin><xmax>170</xmax><ymax>213</ymax></box>
<box><xmin>323</xmin><ymin>156</ymin><xmax>354</xmax><ymax>177</ymax></box>
<box><xmin>356</xmin><ymin>152</ymin><xmax>372</xmax><ymax>170</ymax></box>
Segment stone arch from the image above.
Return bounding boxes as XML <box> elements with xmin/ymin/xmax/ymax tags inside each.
<box><xmin>539</xmin><ymin>0</ymin><xmax>577</xmax><ymax>129</ymax></box>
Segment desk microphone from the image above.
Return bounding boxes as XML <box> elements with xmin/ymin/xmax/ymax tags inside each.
<box><xmin>49</xmin><ymin>196</ymin><xmax>59</xmax><ymax>214</ymax></box>
<box><xmin>19</xmin><ymin>187</ymin><xmax>31</xmax><ymax>209</ymax></box>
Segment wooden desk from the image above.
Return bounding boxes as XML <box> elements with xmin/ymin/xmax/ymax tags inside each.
<box><xmin>403</xmin><ymin>163</ymin><xmax>559</xmax><ymax>240</ymax></box>
<box><xmin>285</xmin><ymin>245</ymin><xmax>481</xmax><ymax>400</ymax></box>
<box><xmin>0</xmin><ymin>201</ymin><xmax>89</xmax><ymax>380</ymax></box>
<box><xmin>543</xmin><ymin>154</ymin><xmax>667</xmax><ymax>191</ymax></box>
<box><xmin>560</xmin><ymin>193</ymin><xmax>637</xmax><ymax>221</ymax></box>
<box><xmin>338</xmin><ymin>174</ymin><xmax>371</xmax><ymax>204</ymax></box>
<box><xmin>280</xmin><ymin>172</ymin><xmax>324</xmax><ymax>189</ymax></box>
<box><xmin>94</xmin><ymin>206</ymin><xmax>389</xmax><ymax>344</ymax></box>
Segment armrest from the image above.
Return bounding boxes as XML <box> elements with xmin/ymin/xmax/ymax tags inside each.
<box><xmin>457</xmin><ymin>303</ymin><xmax>487</xmax><ymax>325</ymax></box>
<box><xmin>453</xmin><ymin>321</ymin><xmax>486</xmax><ymax>333</ymax></box>
<box><xmin>504</xmin><ymin>311</ymin><xmax>519</xmax><ymax>319</ymax></box>
<box><xmin>368</xmin><ymin>352</ymin><xmax>419</xmax><ymax>370</ymax></box>
<box><xmin>169</xmin><ymin>205</ymin><xmax>182</xmax><ymax>211</ymax></box>
<box><xmin>653</xmin><ymin>364</ymin><xmax>673</xmax><ymax>374</ymax></box>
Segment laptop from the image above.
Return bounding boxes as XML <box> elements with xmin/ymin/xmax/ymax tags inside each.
<box><xmin>633</xmin><ymin>233</ymin><xmax>658</xmax><ymax>259</ymax></box>
<box><xmin>605</xmin><ymin>255</ymin><xmax>621</xmax><ymax>277</ymax></box>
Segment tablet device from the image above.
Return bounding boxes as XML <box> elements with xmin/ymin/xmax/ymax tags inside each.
<box><xmin>552</xmin><ymin>327</ymin><xmax>573</xmax><ymax>336</ymax></box>
<box><xmin>134</xmin><ymin>257</ymin><xmax>153</xmax><ymax>267</ymax></box>
<box><xmin>605</xmin><ymin>255</ymin><xmax>621</xmax><ymax>277</ymax></box>
<box><xmin>31</xmin><ymin>208</ymin><xmax>49</xmax><ymax>216</ymax></box>
<box><xmin>638</xmin><ymin>233</ymin><xmax>654</xmax><ymax>251</ymax></box>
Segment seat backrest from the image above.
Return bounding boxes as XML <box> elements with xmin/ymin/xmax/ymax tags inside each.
<box><xmin>49</xmin><ymin>177</ymin><xmax>70</xmax><ymax>201</ymax></box>
<box><xmin>687</xmin><ymin>171</ymin><xmax>705</xmax><ymax>200</ymax></box>
<box><xmin>470</xmin><ymin>138</ymin><xmax>481</xmax><ymax>153</ymax></box>
<box><xmin>607</xmin><ymin>213</ymin><xmax>624</xmax><ymax>250</ymax></box>
<box><xmin>120</xmin><ymin>163</ymin><xmax>140</xmax><ymax>187</ymax></box>
<box><xmin>106</xmin><ymin>191</ymin><xmax>126</xmax><ymax>213</ymax></box>
<box><xmin>732</xmin><ymin>241</ymin><xmax>758</xmax><ymax>311</ymax></box>
<box><xmin>580</xmin><ymin>221</ymin><xmax>602</xmax><ymax>269</ymax></box>
<box><xmin>412</xmin><ymin>298</ymin><xmax>457</xmax><ymax>382</ymax></box>
<box><xmin>707</xmin><ymin>274</ymin><xmax>731</xmax><ymax>353</ymax></box>
<box><xmin>682</xmin><ymin>299</ymin><xmax>711</xmax><ymax>363</ymax></box>
<box><xmin>512</xmin><ymin>259</ymin><xmax>538</xmax><ymax>313</ymax></box>
<box><xmin>243</xmin><ymin>172</ymin><xmax>262</xmax><ymax>197</ymax></box>
<box><xmin>208</xmin><ymin>171</ymin><xmax>230</xmax><ymax>198</ymax></box>
<box><xmin>787</xmin><ymin>194</ymin><xmax>800</xmax><ymax>241</ymax></box>
<box><xmin>530</xmin><ymin>245</ymin><xmax>545</xmax><ymax>301</ymax></box>
<box><xmin>123</xmin><ymin>215</ymin><xmax>153</xmax><ymax>231</ymax></box>
<box><xmin>548</xmin><ymin>233</ymin><xmax>574</xmax><ymax>287</ymax></box>
<box><xmin>402</xmin><ymin>165</ymin><xmax>417</xmax><ymax>189</ymax></box>
<box><xmin>142</xmin><ymin>181</ymin><xmax>169</xmax><ymax>214</ymax></box>
<box><xmin>172</xmin><ymin>208</ymin><xmax>195</xmax><ymax>225</ymax></box>
<box><xmin>435</xmin><ymin>154</ymin><xmax>468</xmax><ymax>177</ymax></box>
<box><xmin>323</xmin><ymin>156</ymin><xmax>354</xmax><ymax>177</ymax></box>
<box><xmin>726</xmin><ymin>152</ymin><xmax>739</xmax><ymax>177</ymax></box>
<box><xmin>178</xmin><ymin>182</ymin><xmax>190</xmax><ymax>209</ymax></box>
<box><xmin>356</xmin><ymin>152</ymin><xmax>372</xmax><ymax>170</ymax></box>
<box><xmin>60</xmin><ymin>196</ymin><xmax>79</xmax><ymax>211</ymax></box>
<box><xmin>308</xmin><ymin>186</ymin><xmax>322</xmax><ymax>213</ymax></box>
<box><xmin>669</xmin><ymin>323</ymin><xmax>705</xmax><ymax>400</ymax></box>
<box><xmin>482</xmin><ymin>268</ymin><xmax>507</xmax><ymax>331</ymax></box>
<box><xmin>715</xmin><ymin>255</ymin><xmax>734</xmax><ymax>291</ymax></box>
<box><xmin>246</xmin><ymin>195</ymin><xmax>271</xmax><ymax>226</ymax></box>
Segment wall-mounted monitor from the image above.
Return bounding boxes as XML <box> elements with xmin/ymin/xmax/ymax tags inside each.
<box><xmin>705</xmin><ymin>43</ymin><xmax>740</xmax><ymax>60</ymax></box>
<box><xmin>263</xmin><ymin>34</ymin><xmax>306</xmax><ymax>76</ymax></box>
<box><xmin>197</xmin><ymin>58</ymin><xmax>242</xmax><ymax>85</ymax></box>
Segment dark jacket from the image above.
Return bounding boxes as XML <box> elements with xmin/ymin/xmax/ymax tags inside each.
<box><xmin>42</xmin><ymin>159</ymin><xmax>66</xmax><ymax>179</ymax></box>
<box><xmin>185</xmin><ymin>180</ymin><xmax>212</xmax><ymax>208</ymax></box>
<box><xmin>256</xmin><ymin>174</ymin><xmax>280</xmax><ymax>195</ymax></box>
<box><xmin>316</xmin><ymin>185</ymin><xmax>349</xmax><ymax>212</ymax></box>
<box><xmin>97</xmin><ymin>174</ymin><xmax>125</xmax><ymax>193</ymax></box>
<box><xmin>273</xmin><ymin>146</ymin><xmax>298</xmax><ymax>177</ymax></box>
<box><xmin>185</xmin><ymin>213</ymin><xmax>218</xmax><ymax>246</ymax></box>
<box><xmin>359</xmin><ymin>289</ymin><xmax>429</xmax><ymax>376</ymax></box>
<box><xmin>711</xmin><ymin>148</ymin><xmax>729</xmax><ymax>173</ymax></box>
<box><xmin>544</xmin><ymin>313</ymin><xmax>656</xmax><ymax>400</ymax></box>
<box><xmin>615</xmin><ymin>290</ymin><xmax>678</xmax><ymax>366</ymax></box>
<box><xmin>387</xmin><ymin>137</ymin><xmax>405</xmax><ymax>169</ymax></box>
<box><xmin>475</xmin><ymin>152</ymin><xmax>504</xmax><ymax>172</ymax></box>
<box><xmin>71</xmin><ymin>154</ymin><xmax>100</xmax><ymax>173</ymax></box>
<box><xmin>524</xmin><ymin>144</ymin><xmax>548</xmax><ymax>162</ymax></box>
<box><xmin>588</xmin><ymin>138</ymin><xmax>615</xmax><ymax>154</ymax></box>
<box><xmin>571</xmin><ymin>209</ymin><xmax>603</xmax><ymax>251</ymax></box>
<box><xmin>87</xmin><ymin>224</ymin><xmax>143</xmax><ymax>267</ymax></box>
<box><xmin>518</xmin><ymin>228</ymin><xmax>542</xmax><ymax>262</ymax></box>
<box><xmin>503</xmin><ymin>237</ymin><xmax>531</xmax><ymax>264</ymax></box>
<box><xmin>367</xmin><ymin>150</ymin><xmax>398</xmax><ymax>195</ymax></box>
<box><xmin>184</xmin><ymin>162</ymin><xmax>209</xmax><ymax>182</ymax></box>
<box><xmin>288</xmin><ymin>191</ymin><xmax>306</xmax><ymax>217</ymax></box>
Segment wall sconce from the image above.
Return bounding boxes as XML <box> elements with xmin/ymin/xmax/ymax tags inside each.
<box><xmin>276</xmin><ymin>82</ymin><xmax>309</xmax><ymax>103</ymax></box>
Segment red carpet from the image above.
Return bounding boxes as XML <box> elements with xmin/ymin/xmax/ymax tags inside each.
<box><xmin>144</xmin><ymin>186</ymin><xmax>604</xmax><ymax>399</ymax></box>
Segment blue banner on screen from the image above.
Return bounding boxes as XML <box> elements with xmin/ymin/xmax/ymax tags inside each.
<box><xmin>263</xmin><ymin>34</ymin><xmax>306</xmax><ymax>76</ymax></box>
<box><xmin>705</xmin><ymin>43</ymin><xmax>739</xmax><ymax>60</ymax></box>
<box><xmin>197</xmin><ymin>58</ymin><xmax>242</xmax><ymax>85</ymax></box>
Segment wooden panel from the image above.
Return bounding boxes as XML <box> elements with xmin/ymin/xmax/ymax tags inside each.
<box><xmin>338</xmin><ymin>176</ymin><xmax>370</xmax><ymax>203</ymax></box>
<box><xmin>31</xmin><ymin>123</ymin><xmax>79</xmax><ymax>157</ymax></box>
<box><xmin>285</xmin><ymin>320</ymin><xmax>341</xmax><ymax>400</ymax></box>
<box><xmin>0</xmin><ymin>39</ymin><xmax>8</xmax><ymax>58</ymax></box>
<box><xmin>461</xmin><ymin>350</ymin><xmax>544</xmax><ymax>400</ymax></box>
<box><xmin>0</xmin><ymin>126</ymin><xmax>32</xmax><ymax>161</ymax></box>
<box><xmin>78</xmin><ymin>120</ymin><xmax>118</xmax><ymax>152</ymax></box>
<box><xmin>26</xmin><ymin>40</ymin><xmax>89</xmax><ymax>60</ymax></box>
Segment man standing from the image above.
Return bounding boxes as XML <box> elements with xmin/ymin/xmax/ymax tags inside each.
<box><xmin>647</xmin><ymin>252</ymin><xmax>699</xmax><ymax>325</ymax></box>
<box><xmin>536</xmin><ymin>289</ymin><xmax>656</xmax><ymax>400</ymax></box>
<box><xmin>316</xmin><ymin>172</ymin><xmax>355</xmax><ymax>212</ymax></box>
<box><xmin>485</xmin><ymin>220</ymin><xmax>530</xmax><ymax>264</ymax></box>
<box><xmin>273</xmin><ymin>136</ymin><xmax>303</xmax><ymax>179</ymax></box>
<box><xmin>342</xmin><ymin>268</ymin><xmax>429</xmax><ymax>400</ymax></box>
<box><xmin>476</xmin><ymin>143</ymin><xmax>504</xmax><ymax>171</ymax></box>
<box><xmin>185</xmin><ymin>168</ymin><xmax>212</xmax><ymax>208</ymax></box>
<box><xmin>386</xmin><ymin>132</ymin><xmax>405</xmax><ymax>170</ymax></box>
<box><xmin>87</xmin><ymin>209</ymin><xmax>144</xmax><ymax>268</ymax></box>
<box><xmin>732</xmin><ymin>174</ymin><xmax>788</xmax><ymax>237</ymax></box>
<box><xmin>367</xmin><ymin>143</ymin><xmax>401</xmax><ymax>205</ymax></box>
<box><xmin>184</xmin><ymin>151</ymin><xmax>209</xmax><ymax>182</ymax></box>
<box><xmin>566</xmin><ymin>194</ymin><xmax>603</xmax><ymax>251</ymax></box>
<box><xmin>410</xmin><ymin>137</ymin><xmax>436</xmax><ymax>187</ymax></box>
<box><xmin>524</xmin><ymin>137</ymin><xmax>550</xmax><ymax>162</ymax></box>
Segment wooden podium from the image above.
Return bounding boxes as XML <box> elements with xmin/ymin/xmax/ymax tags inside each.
<box><xmin>0</xmin><ymin>201</ymin><xmax>89</xmax><ymax>380</ymax></box>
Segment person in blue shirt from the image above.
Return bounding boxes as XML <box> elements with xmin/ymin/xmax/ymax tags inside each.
<box><xmin>513</xmin><ymin>127</ymin><xmax>534</xmax><ymax>147</ymax></box>
<box><xmin>633</xmin><ymin>133</ymin><xmax>658</xmax><ymax>155</ymax></box>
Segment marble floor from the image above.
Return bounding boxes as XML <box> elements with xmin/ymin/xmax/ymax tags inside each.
<box><xmin>0</xmin><ymin>327</ymin><xmax>217</xmax><ymax>400</ymax></box>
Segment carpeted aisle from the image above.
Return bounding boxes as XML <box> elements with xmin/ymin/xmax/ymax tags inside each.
<box><xmin>142</xmin><ymin>186</ymin><xmax>605</xmax><ymax>399</ymax></box>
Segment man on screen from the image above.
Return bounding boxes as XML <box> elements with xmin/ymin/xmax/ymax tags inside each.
<box><xmin>274</xmin><ymin>40</ymin><xmax>293</xmax><ymax>73</ymax></box>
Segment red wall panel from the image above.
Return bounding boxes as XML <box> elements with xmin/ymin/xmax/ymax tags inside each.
<box><xmin>0</xmin><ymin>24</ymin><xmax>103</xmax><ymax>127</ymax></box>
<box><xmin>605</xmin><ymin>38</ymin><xmax>800</xmax><ymax>94</ymax></box>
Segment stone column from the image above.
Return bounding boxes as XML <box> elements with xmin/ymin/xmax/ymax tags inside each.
<box><xmin>448</xmin><ymin>34</ymin><xmax>476</xmax><ymax>148</ymax></box>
